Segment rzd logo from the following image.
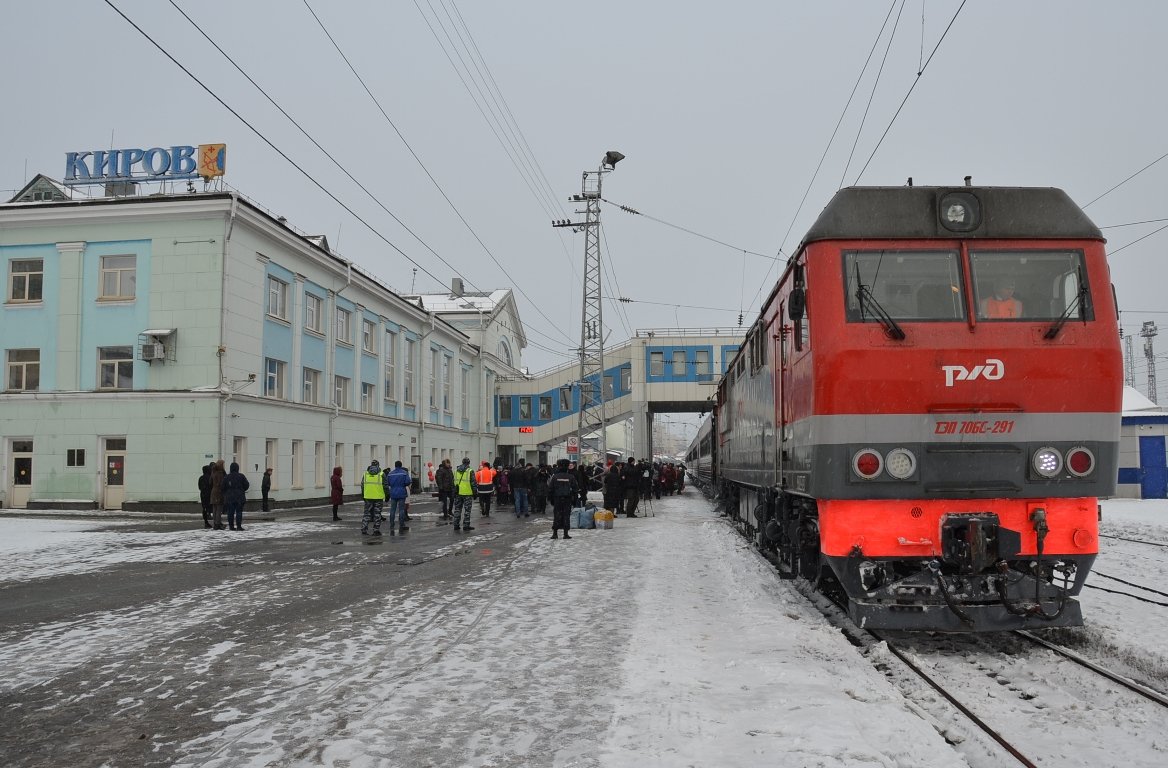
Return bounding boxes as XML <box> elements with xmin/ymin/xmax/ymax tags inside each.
<box><xmin>942</xmin><ymin>358</ymin><xmax>1004</xmax><ymax>387</ymax></box>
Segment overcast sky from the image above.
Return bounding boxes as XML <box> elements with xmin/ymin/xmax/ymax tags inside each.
<box><xmin>3</xmin><ymin>1</ymin><xmax>1166</xmax><ymax>378</ymax></box>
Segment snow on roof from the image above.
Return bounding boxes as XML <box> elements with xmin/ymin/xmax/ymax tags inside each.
<box><xmin>407</xmin><ymin>289</ymin><xmax>508</xmax><ymax>314</ymax></box>
<box><xmin>1123</xmin><ymin>385</ymin><xmax>1162</xmax><ymax>414</ymax></box>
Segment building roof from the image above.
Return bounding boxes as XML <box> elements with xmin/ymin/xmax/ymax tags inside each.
<box><xmin>406</xmin><ymin>289</ymin><xmax>510</xmax><ymax>314</ymax></box>
<box><xmin>1123</xmin><ymin>385</ymin><xmax>1162</xmax><ymax>414</ymax></box>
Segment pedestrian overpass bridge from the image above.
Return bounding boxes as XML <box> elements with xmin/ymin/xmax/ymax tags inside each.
<box><xmin>495</xmin><ymin>329</ymin><xmax>744</xmax><ymax>465</ymax></box>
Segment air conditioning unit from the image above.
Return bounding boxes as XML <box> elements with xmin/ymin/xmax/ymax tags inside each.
<box><xmin>140</xmin><ymin>342</ymin><xmax>166</xmax><ymax>361</ymax></box>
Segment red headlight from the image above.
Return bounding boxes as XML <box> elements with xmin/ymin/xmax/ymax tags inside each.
<box><xmin>1066</xmin><ymin>447</ymin><xmax>1096</xmax><ymax>477</ymax></box>
<box><xmin>852</xmin><ymin>449</ymin><xmax>883</xmax><ymax>480</ymax></box>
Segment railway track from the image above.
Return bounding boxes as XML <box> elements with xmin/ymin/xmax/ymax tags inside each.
<box><xmin>720</xmin><ymin>512</ymin><xmax>1168</xmax><ymax>767</ymax></box>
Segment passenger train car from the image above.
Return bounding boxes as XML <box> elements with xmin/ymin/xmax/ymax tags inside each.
<box><xmin>688</xmin><ymin>185</ymin><xmax>1121</xmax><ymax>631</ymax></box>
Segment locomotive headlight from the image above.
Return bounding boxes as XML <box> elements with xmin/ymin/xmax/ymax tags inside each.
<box><xmin>1066</xmin><ymin>446</ymin><xmax>1096</xmax><ymax>477</ymax></box>
<box><xmin>885</xmin><ymin>448</ymin><xmax>917</xmax><ymax>480</ymax></box>
<box><xmin>1032</xmin><ymin>447</ymin><xmax>1063</xmax><ymax>478</ymax></box>
<box><xmin>852</xmin><ymin>449</ymin><xmax>884</xmax><ymax>480</ymax></box>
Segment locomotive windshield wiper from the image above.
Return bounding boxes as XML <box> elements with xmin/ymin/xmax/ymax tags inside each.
<box><xmin>856</xmin><ymin>282</ymin><xmax>906</xmax><ymax>340</ymax></box>
<box><xmin>1043</xmin><ymin>268</ymin><xmax>1090</xmax><ymax>340</ymax></box>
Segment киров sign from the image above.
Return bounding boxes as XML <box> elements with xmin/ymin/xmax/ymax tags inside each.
<box><xmin>63</xmin><ymin>143</ymin><xmax>226</xmax><ymax>186</ymax></box>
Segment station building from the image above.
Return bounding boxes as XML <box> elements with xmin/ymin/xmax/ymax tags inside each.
<box><xmin>0</xmin><ymin>174</ymin><xmax>525</xmax><ymax>510</ymax></box>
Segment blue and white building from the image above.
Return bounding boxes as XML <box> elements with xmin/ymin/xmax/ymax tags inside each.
<box><xmin>1</xmin><ymin>175</ymin><xmax>524</xmax><ymax>510</ymax></box>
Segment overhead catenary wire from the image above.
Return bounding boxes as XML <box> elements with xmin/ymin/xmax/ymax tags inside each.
<box><xmin>104</xmin><ymin>0</ymin><xmax>452</xmax><ymax>293</ymax></box>
<box><xmin>299</xmin><ymin>0</ymin><xmax>576</xmax><ymax>347</ymax></box>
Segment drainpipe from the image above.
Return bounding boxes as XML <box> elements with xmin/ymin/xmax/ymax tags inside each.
<box><xmin>417</xmin><ymin>312</ymin><xmax>436</xmax><ymax>489</ymax></box>
<box><xmin>327</xmin><ymin>260</ymin><xmax>354</xmax><ymax>469</ymax></box>
<box><xmin>217</xmin><ymin>197</ymin><xmax>239</xmax><ymax>459</ymax></box>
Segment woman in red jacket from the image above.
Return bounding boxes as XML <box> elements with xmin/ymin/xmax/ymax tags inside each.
<box><xmin>330</xmin><ymin>466</ymin><xmax>344</xmax><ymax>521</ymax></box>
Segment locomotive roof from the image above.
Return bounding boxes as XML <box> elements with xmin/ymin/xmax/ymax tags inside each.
<box><xmin>802</xmin><ymin>186</ymin><xmax>1103</xmax><ymax>243</ymax></box>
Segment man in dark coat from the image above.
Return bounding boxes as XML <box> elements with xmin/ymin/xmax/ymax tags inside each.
<box><xmin>621</xmin><ymin>456</ymin><xmax>641</xmax><ymax>517</ymax></box>
<box><xmin>197</xmin><ymin>464</ymin><xmax>213</xmax><ymax>529</ymax></box>
<box><xmin>223</xmin><ymin>462</ymin><xmax>251</xmax><ymax>531</ymax></box>
<box><xmin>531</xmin><ymin>464</ymin><xmax>550</xmax><ymax>514</ymax></box>
<box><xmin>547</xmin><ymin>459</ymin><xmax>579</xmax><ymax>539</ymax></box>
<box><xmin>434</xmin><ymin>458</ymin><xmax>454</xmax><ymax>523</ymax></box>
<box><xmin>261</xmin><ymin>467</ymin><xmax>273</xmax><ymax>512</ymax></box>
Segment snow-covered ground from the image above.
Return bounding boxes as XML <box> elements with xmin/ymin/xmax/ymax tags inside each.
<box><xmin>0</xmin><ymin>496</ymin><xmax>1165</xmax><ymax>767</ymax></box>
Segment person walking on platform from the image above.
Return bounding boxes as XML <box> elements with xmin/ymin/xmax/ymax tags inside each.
<box><xmin>383</xmin><ymin>460</ymin><xmax>411</xmax><ymax>534</ymax></box>
<box><xmin>475</xmin><ymin>461</ymin><xmax>496</xmax><ymax>517</ymax></box>
<box><xmin>548</xmin><ymin>459</ymin><xmax>579</xmax><ymax>539</ymax></box>
<box><xmin>223</xmin><ymin>462</ymin><xmax>251</xmax><ymax>531</ymax></box>
<box><xmin>361</xmin><ymin>460</ymin><xmax>385</xmax><ymax>536</ymax></box>
<box><xmin>621</xmin><ymin>456</ymin><xmax>641</xmax><ymax>518</ymax></box>
<box><xmin>452</xmin><ymin>458</ymin><xmax>476</xmax><ymax>532</ymax></box>
<box><xmin>435</xmin><ymin>458</ymin><xmax>454</xmax><ymax>523</ymax></box>
<box><xmin>330</xmin><ymin>466</ymin><xmax>344</xmax><ymax>521</ymax></box>
<box><xmin>197</xmin><ymin>463</ymin><xmax>213</xmax><ymax>529</ymax></box>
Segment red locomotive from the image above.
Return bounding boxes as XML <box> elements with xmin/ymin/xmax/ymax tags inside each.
<box><xmin>689</xmin><ymin>185</ymin><xmax>1121</xmax><ymax>631</ymax></box>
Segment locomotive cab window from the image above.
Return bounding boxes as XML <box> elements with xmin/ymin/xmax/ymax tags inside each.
<box><xmin>843</xmin><ymin>250</ymin><xmax>964</xmax><ymax>323</ymax></box>
<box><xmin>971</xmin><ymin>250</ymin><xmax>1092</xmax><ymax>322</ymax></box>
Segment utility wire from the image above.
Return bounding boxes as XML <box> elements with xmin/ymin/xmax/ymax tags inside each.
<box><xmin>104</xmin><ymin>0</ymin><xmax>451</xmax><ymax>292</ymax></box>
<box><xmin>743</xmin><ymin>0</ymin><xmax>899</xmax><ymax>319</ymax></box>
<box><xmin>1084</xmin><ymin>150</ymin><xmax>1168</xmax><ymax>209</ymax></box>
<box><xmin>600</xmin><ymin>198</ymin><xmax>777</xmax><ymax>261</ymax></box>
<box><xmin>1108</xmin><ymin>222</ymin><xmax>1168</xmax><ymax>256</ymax></box>
<box><xmin>852</xmin><ymin>0</ymin><xmax>967</xmax><ymax>184</ymax></box>
<box><xmin>300</xmin><ymin>0</ymin><xmax>576</xmax><ymax>346</ymax></box>
<box><xmin>839</xmin><ymin>0</ymin><xmax>907</xmax><ymax>188</ymax></box>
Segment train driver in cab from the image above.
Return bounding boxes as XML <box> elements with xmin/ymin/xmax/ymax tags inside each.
<box><xmin>980</xmin><ymin>277</ymin><xmax>1023</xmax><ymax>319</ymax></box>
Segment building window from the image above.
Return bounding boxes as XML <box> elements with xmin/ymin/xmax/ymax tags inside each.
<box><xmin>6</xmin><ymin>349</ymin><xmax>40</xmax><ymax>391</ymax></box>
<box><xmin>672</xmin><ymin>350</ymin><xmax>687</xmax><ymax>376</ymax></box>
<box><xmin>539</xmin><ymin>396</ymin><xmax>552</xmax><ymax>420</ymax></box>
<box><xmin>265</xmin><ymin>358</ymin><xmax>286</xmax><ymax>399</ymax></box>
<box><xmin>519</xmin><ymin>396</ymin><xmax>532</xmax><ymax>420</ymax></box>
<box><xmin>267</xmin><ymin>275</ymin><xmax>288</xmax><ymax>319</ymax></box>
<box><xmin>441</xmin><ymin>356</ymin><xmax>452</xmax><ymax>412</ymax></box>
<box><xmin>9</xmin><ymin>259</ymin><xmax>43</xmax><ymax>303</ymax></box>
<box><xmin>234</xmin><ymin>436</ymin><xmax>248</xmax><ymax>470</ymax></box>
<box><xmin>384</xmin><ymin>330</ymin><xmax>397</xmax><ymax>401</ymax></box>
<box><xmin>334</xmin><ymin>375</ymin><xmax>350</xmax><ymax>409</ymax></box>
<box><xmin>403</xmin><ymin>339</ymin><xmax>415</xmax><ymax>404</ymax></box>
<box><xmin>265</xmin><ymin>439</ymin><xmax>277</xmax><ymax>477</ymax></box>
<box><xmin>429</xmin><ymin>349</ymin><xmax>439</xmax><ymax>410</ymax></box>
<box><xmin>361</xmin><ymin>382</ymin><xmax>375</xmax><ymax>413</ymax></box>
<box><xmin>559</xmin><ymin>386</ymin><xmax>572</xmax><ymax>411</ymax></box>
<box><xmin>314</xmin><ymin>441</ymin><xmax>326</xmax><ymax>488</ymax></box>
<box><xmin>498</xmin><ymin>338</ymin><xmax>513</xmax><ymax>367</ymax></box>
<box><xmin>650</xmin><ymin>351</ymin><xmax>665</xmax><ymax>376</ymax></box>
<box><xmin>362</xmin><ymin>319</ymin><xmax>377</xmax><ymax>354</ymax></box>
<box><xmin>336</xmin><ymin>307</ymin><xmax>352</xmax><ymax>344</ymax></box>
<box><xmin>291</xmin><ymin>439</ymin><xmax>303</xmax><ymax>489</ymax></box>
<box><xmin>499</xmin><ymin>396</ymin><xmax>513</xmax><ymax>421</ymax></box>
<box><xmin>67</xmin><ymin>448</ymin><xmax>86</xmax><ymax>467</ymax></box>
<box><xmin>461</xmin><ymin>367</ymin><xmax>469</xmax><ymax>418</ymax></box>
<box><xmin>620</xmin><ymin>366</ymin><xmax>631</xmax><ymax>391</ymax></box>
<box><xmin>305</xmin><ymin>293</ymin><xmax>323</xmax><ymax>333</ymax></box>
<box><xmin>98</xmin><ymin>346</ymin><xmax>133</xmax><ymax>389</ymax></box>
<box><xmin>695</xmin><ymin>350</ymin><xmax>711</xmax><ymax>376</ymax></box>
<box><xmin>100</xmin><ymin>255</ymin><xmax>136</xmax><ymax>300</ymax></box>
<box><xmin>303</xmin><ymin>367</ymin><xmax>321</xmax><ymax>404</ymax></box>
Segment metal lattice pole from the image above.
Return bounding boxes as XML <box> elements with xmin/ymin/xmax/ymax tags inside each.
<box><xmin>1142</xmin><ymin>321</ymin><xmax>1158</xmax><ymax>403</ymax></box>
<box><xmin>553</xmin><ymin>151</ymin><xmax>624</xmax><ymax>465</ymax></box>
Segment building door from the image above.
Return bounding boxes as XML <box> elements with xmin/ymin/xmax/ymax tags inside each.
<box><xmin>10</xmin><ymin>439</ymin><xmax>33</xmax><ymax>508</ymax></box>
<box><xmin>103</xmin><ymin>437</ymin><xmax>127</xmax><ymax>510</ymax></box>
<box><xmin>1139</xmin><ymin>435</ymin><xmax>1167</xmax><ymax>499</ymax></box>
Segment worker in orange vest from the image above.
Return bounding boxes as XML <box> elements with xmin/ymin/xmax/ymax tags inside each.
<box><xmin>981</xmin><ymin>278</ymin><xmax>1022</xmax><ymax>319</ymax></box>
<box><xmin>475</xmin><ymin>461</ymin><xmax>497</xmax><ymax>516</ymax></box>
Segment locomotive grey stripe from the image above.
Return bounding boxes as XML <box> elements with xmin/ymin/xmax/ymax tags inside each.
<box><xmin>796</xmin><ymin>412</ymin><xmax>1120</xmax><ymax>446</ymax></box>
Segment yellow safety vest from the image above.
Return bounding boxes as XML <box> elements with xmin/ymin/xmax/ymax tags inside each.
<box><xmin>363</xmin><ymin>471</ymin><xmax>386</xmax><ymax>500</ymax></box>
<box><xmin>454</xmin><ymin>467</ymin><xmax>475</xmax><ymax>496</ymax></box>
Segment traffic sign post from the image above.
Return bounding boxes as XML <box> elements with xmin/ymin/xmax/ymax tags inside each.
<box><xmin>566</xmin><ymin>436</ymin><xmax>579</xmax><ymax>454</ymax></box>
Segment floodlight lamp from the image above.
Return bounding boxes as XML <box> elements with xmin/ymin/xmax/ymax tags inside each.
<box><xmin>603</xmin><ymin>151</ymin><xmax>625</xmax><ymax>168</ymax></box>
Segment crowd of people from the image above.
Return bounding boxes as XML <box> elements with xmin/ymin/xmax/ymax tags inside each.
<box><xmin>198</xmin><ymin>454</ymin><xmax>688</xmax><ymax>540</ymax></box>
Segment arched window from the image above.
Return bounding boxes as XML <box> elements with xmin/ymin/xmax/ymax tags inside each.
<box><xmin>497</xmin><ymin>338</ymin><xmax>513</xmax><ymax>366</ymax></box>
